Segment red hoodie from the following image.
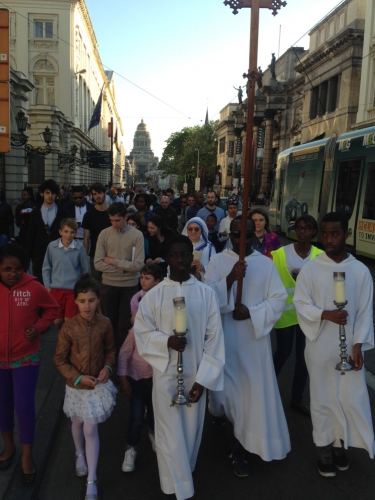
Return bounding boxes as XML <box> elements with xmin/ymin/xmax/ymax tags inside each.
<box><xmin>0</xmin><ymin>273</ymin><xmax>59</xmax><ymax>363</ymax></box>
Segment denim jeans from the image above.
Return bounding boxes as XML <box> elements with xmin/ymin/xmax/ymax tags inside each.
<box><xmin>273</xmin><ymin>324</ymin><xmax>308</xmax><ymax>404</ymax></box>
<box><xmin>126</xmin><ymin>376</ymin><xmax>154</xmax><ymax>448</ymax></box>
<box><xmin>100</xmin><ymin>284</ymin><xmax>138</xmax><ymax>353</ymax></box>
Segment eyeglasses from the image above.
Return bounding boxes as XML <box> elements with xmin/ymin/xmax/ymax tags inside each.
<box><xmin>73</xmin><ymin>196</ymin><xmax>84</xmax><ymax>199</ymax></box>
<box><xmin>187</xmin><ymin>227</ymin><xmax>201</xmax><ymax>232</ymax></box>
<box><xmin>295</xmin><ymin>225</ymin><xmax>314</xmax><ymax>232</ymax></box>
<box><xmin>230</xmin><ymin>230</ymin><xmax>253</xmax><ymax>238</ymax></box>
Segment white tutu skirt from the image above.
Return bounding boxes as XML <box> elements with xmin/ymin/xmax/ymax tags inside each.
<box><xmin>63</xmin><ymin>380</ymin><xmax>117</xmax><ymax>425</ymax></box>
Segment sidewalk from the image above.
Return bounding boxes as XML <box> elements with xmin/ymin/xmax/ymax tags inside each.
<box><xmin>0</xmin><ymin>325</ymin><xmax>66</xmax><ymax>500</ymax></box>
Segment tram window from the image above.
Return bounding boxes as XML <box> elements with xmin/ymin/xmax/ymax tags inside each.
<box><xmin>335</xmin><ymin>159</ymin><xmax>362</xmax><ymax>218</ymax></box>
<box><xmin>362</xmin><ymin>163</ymin><xmax>375</xmax><ymax>220</ymax></box>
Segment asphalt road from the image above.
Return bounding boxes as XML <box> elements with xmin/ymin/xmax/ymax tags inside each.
<box><xmin>3</xmin><ymin>233</ymin><xmax>375</xmax><ymax>500</ymax></box>
<box><xmin>37</xmin><ymin>332</ymin><xmax>375</xmax><ymax>500</ymax></box>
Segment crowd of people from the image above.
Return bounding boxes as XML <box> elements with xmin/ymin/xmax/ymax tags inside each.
<box><xmin>0</xmin><ymin>179</ymin><xmax>374</xmax><ymax>500</ymax></box>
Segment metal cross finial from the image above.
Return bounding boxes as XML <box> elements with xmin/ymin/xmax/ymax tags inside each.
<box><xmin>224</xmin><ymin>0</ymin><xmax>287</xmax><ymax>16</ymax></box>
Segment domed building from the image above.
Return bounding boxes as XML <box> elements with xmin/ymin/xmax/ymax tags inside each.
<box><xmin>127</xmin><ymin>119</ymin><xmax>159</xmax><ymax>187</ymax></box>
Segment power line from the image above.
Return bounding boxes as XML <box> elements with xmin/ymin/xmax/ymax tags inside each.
<box><xmin>0</xmin><ymin>1</ymin><xmax>195</xmax><ymax>120</ymax></box>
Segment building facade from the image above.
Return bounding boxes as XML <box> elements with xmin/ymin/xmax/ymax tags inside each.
<box><xmin>354</xmin><ymin>0</ymin><xmax>375</xmax><ymax>128</ymax></box>
<box><xmin>126</xmin><ymin>119</ymin><xmax>160</xmax><ymax>188</ymax></box>
<box><xmin>4</xmin><ymin>0</ymin><xmax>124</xmax><ymax>202</ymax></box>
<box><xmin>216</xmin><ymin>0</ymin><xmax>366</xmax><ymax>198</ymax></box>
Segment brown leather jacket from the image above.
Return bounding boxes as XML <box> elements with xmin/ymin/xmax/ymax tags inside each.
<box><xmin>54</xmin><ymin>313</ymin><xmax>116</xmax><ymax>389</ymax></box>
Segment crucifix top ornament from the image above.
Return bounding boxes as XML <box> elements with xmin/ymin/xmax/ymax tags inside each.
<box><xmin>224</xmin><ymin>0</ymin><xmax>287</xmax><ymax>16</ymax></box>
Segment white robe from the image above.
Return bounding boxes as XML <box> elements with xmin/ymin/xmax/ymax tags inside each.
<box><xmin>205</xmin><ymin>249</ymin><xmax>291</xmax><ymax>461</ymax></box>
<box><xmin>293</xmin><ymin>253</ymin><xmax>375</xmax><ymax>455</ymax></box>
<box><xmin>134</xmin><ymin>276</ymin><xmax>225</xmax><ymax>500</ymax></box>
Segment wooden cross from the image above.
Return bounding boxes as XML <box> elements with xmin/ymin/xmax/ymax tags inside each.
<box><xmin>224</xmin><ymin>0</ymin><xmax>287</xmax><ymax>308</ymax></box>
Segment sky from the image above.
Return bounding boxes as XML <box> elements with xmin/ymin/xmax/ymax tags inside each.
<box><xmin>87</xmin><ymin>0</ymin><xmax>345</xmax><ymax>160</ymax></box>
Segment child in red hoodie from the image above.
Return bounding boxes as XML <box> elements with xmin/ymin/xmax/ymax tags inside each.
<box><xmin>0</xmin><ymin>244</ymin><xmax>59</xmax><ymax>484</ymax></box>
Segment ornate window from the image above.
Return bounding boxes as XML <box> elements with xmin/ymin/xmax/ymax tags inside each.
<box><xmin>32</xmin><ymin>58</ymin><xmax>57</xmax><ymax>106</ymax></box>
<box><xmin>34</xmin><ymin>76</ymin><xmax>55</xmax><ymax>105</ymax></box>
<box><xmin>35</xmin><ymin>21</ymin><xmax>53</xmax><ymax>38</ymax></box>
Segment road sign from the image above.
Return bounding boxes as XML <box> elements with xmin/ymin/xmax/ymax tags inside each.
<box><xmin>0</xmin><ymin>9</ymin><xmax>9</xmax><ymax>82</ymax></box>
<box><xmin>0</xmin><ymin>82</ymin><xmax>9</xmax><ymax>152</ymax></box>
<box><xmin>87</xmin><ymin>150</ymin><xmax>111</xmax><ymax>169</ymax></box>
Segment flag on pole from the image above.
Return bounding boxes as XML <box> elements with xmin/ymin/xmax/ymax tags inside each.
<box><xmin>88</xmin><ymin>87</ymin><xmax>103</xmax><ymax>132</ymax></box>
<box><xmin>114</xmin><ymin>126</ymin><xmax>120</xmax><ymax>152</ymax></box>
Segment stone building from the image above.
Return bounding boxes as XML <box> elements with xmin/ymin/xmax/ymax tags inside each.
<box><xmin>216</xmin><ymin>0</ymin><xmax>366</xmax><ymax>198</ymax></box>
<box><xmin>3</xmin><ymin>0</ymin><xmax>124</xmax><ymax>201</ymax></box>
<box><xmin>354</xmin><ymin>0</ymin><xmax>375</xmax><ymax>128</ymax></box>
<box><xmin>126</xmin><ymin>119</ymin><xmax>160</xmax><ymax>188</ymax></box>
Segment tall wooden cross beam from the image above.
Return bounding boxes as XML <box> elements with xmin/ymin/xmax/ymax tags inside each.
<box><xmin>224</xmin><ymin>0</ymin><xmax>287</xmax><ymax>308</ymax></box>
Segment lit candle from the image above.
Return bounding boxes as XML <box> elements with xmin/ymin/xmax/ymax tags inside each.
<box><xmin>193</xmin><ymin>250</ymin><xmax>203</xmax><ymax>262</ymax></box>
<box><xmin>173</xmin><ymin>297</ymin><xmax>187</xmax><ymax>333</ymax></box>
<box><xmin>333</xmin><ymin>272</ymin><xmax>346</xmax><ymax>304</ymax></box>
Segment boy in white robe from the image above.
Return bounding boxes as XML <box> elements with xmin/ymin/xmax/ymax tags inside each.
<box><xmin>293</xmin><ymin>212</ymin><xmax>375</xmax><ymax>478</ymax></box>
<box><xmin>134</xmin><ymin>235</ymin><xmax>225</xmax><ymax>500</ymax></box>
<box><xmin>205</xmin><ymin>217</ymin><xmax>290</xmax><ymax>477</ymax></box>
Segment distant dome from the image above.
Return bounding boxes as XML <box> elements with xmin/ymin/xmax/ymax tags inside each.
<box><xmin>137</xmin><ymin>119</ymin><xmax>147</xmax><ymax>131</ymax></box>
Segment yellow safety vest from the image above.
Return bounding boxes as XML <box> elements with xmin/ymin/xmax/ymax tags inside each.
<box><xmin>271</xmin><ymin>245</ymin><xmax>323</xmax><ymax>329</ymax></box>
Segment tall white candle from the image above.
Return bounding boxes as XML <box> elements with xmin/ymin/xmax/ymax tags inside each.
<box><xmin>333</xmin><ymin>273</ymin><xmax>346</xmax><ymax>304</ymax></box>
<box><xmin>173</xmin><ymin>297</ymin><xmax>187</xmax><ymax>333</ymax></box>
<box><xmin>175</xmin><ymin>307</ymin><xmax>187</xmax><ymax>333</ymax></box>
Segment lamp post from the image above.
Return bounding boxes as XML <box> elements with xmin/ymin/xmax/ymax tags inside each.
<box><xmin>58</xmin><ymin>144</ymin><xmax>87</xmax><ymax>173</ymax></box>
<box><xmin>11</xmin><ymin>110</ymin><xmax>53</xmax><ymax>165</ymax></box>
<box><xmin>195</xmin><ymin>149</ymin><xmax>200</xmax><ymax>192</ymax></box>
<box><xmin>224</xmin><ymin>0</ymin><xmax>287</xmax><ymax>308</ymax></box>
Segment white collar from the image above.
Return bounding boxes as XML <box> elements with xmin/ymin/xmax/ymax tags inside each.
<box><xmin>58</xmin><ymin>238</ymin><xmax>76</xmax><ymax>249</ymax></box>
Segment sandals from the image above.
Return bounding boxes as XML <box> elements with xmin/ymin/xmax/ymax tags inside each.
<box><xmin>0</xmin><ymin>451</ymin><xmax>15</xmax><ymax>471</ymax></box>
<box><xmin>76</xmin><ymin>452</ymin><xmax>88</xmax><ymax>477</ymax></box>
<box><xmin>84</xmin><ymin>479</ymin><xmax>99</xmax><ymax>500</ymax></box>
<box><xmin>21</xmin><ymin>460</ymin><xmax>37</xmax><ymax>485</ymax></box>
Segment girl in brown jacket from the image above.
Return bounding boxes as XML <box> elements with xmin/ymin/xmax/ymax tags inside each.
<box><xmin>54</xmin><ymin>274</ymin><xmax>116</xmax><ymax>500</ymax></box>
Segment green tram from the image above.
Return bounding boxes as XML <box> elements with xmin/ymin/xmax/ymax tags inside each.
<box><xmin>269</xmin><ymin>125</ymin><xmax>375</xmax><ymax>259</ymax></box>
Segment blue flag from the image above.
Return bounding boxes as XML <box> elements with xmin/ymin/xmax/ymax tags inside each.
<box><xmin>88</xmin><ymin>88</ymin><xmax>103</xmax><ymax>131</ymax></box>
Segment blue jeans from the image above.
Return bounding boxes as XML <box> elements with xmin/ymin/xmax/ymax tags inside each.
<box><xmin>126</xmin><ymin>376</ymin><xmax>154</xmax><ymax>448</ymax></box>
<box><xmin>273</xmin><ymin>324</ymin><xmax>308</xmax><ymax>404</ymax></box>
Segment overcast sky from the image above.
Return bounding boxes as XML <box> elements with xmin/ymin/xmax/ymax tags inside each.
<box><xmin>87</xmin><ymin>0</ymin><xmax>345</xmax><ymax>159</ymax></box>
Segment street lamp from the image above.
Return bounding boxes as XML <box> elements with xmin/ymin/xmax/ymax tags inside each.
<box><xmin>10</xmin><ymin>109</ymin><xmax>53</xmax><ymax>164</ymax></box>
<box><xmin>195</xmin><ymin>148</ymin><xmax>200</xmax><ymax>177</ymax></box>
<box><xmin>58</xmin><ymin>144</ymin><xmax>87</xmax><ymax>172</ymax></box>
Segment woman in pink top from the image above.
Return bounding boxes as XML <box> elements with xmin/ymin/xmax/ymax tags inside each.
<box><xmin>118</xmin><ymin>264</ymin><xmax>165</xmax><ymax>473</ymax></box>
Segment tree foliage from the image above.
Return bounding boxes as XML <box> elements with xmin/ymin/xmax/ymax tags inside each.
<box><xmin>159</xmin><ymin>121</ymin><xmax>219</xmax><ymax>191</ymax></box>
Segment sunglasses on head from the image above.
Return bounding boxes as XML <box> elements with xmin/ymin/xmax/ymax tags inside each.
<box><xmin>231</xmin><ymin>230</ymin><xmax>253</xmax><ymax>238</ymax></box>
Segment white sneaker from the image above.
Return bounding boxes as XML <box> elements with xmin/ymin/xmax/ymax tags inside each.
<box><xmin>149</xmin><ymin>433</ymin><xmax>156</xmax><ymax>452</ymax></box>
<box><xmin>122</xmin><ymin>447</ymin><xmax>137</xmax><ymax>472</ymax></box>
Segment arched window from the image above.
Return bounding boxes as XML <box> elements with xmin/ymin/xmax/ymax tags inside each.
<box><xmin>32</xmin><ymin>59</ymin><xmax>56</xmax><ymax>106</ymax></box>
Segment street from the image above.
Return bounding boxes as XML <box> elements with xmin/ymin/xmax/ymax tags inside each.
<box><xmin>2</xmin><ymin>235</ymin><xmax>375</xmax><ymax>500</ymax></box>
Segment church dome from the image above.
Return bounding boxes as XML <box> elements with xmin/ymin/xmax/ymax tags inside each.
<box><xmin>137</xmin><ymin>119</ymin><xmax>147</xmax><ymax>131</ymax></box>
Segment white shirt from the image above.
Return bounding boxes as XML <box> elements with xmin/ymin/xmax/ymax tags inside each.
<box><xmin>75</xmin><ymin>204</ymin><xmax>87</xmax><ymax>239</ymax></box>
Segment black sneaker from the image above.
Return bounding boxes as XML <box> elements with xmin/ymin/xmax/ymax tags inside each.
<box><xmin>333</xmin><ymin>447</ymin><xmax>349</xmax><ymax>471</ymax></box>
<box><xmin>229</xmin><ymin>447</ymin><xmax>249</xmax><ymax>478</ymax></box>
<box><xmin>212</xmin><ymin>416</ymin><xmax>226</xmax><ymax>437</ymax></box>
<box><xmin>317</xmin><ymin>454</ymin><xmax>336</xmax><ymax>477</ymax></box>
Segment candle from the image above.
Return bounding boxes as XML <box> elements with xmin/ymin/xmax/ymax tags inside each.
<box><xmin>193</xmin><ymin>250</ymin><xmax>203</xmax><ymax>262</ymax></box>
<box><xmin>333</xmin><ymin>272</ymin><xmax>346</xmax><ymax>304</ymax></box>
<box><xmin>173</xmin><ymin>297</ymin><xmax>187</xmax><ymax>333</ymax></box>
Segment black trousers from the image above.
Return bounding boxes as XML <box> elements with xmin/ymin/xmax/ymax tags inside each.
<box><xmin>100</xmin><ymin>284</ymin><xmax>138</xmax><ymax>354</ymax></box>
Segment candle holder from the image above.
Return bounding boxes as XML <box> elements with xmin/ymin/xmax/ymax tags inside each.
<box><xmin>170</xmin><ymin>297</ymin><xmax>191</xmax><ymax>407</ymax></box>
<box><xmin>170</xmin><ymin>328</ymin><xmax>191</xmax><ymax>407</ymax></box>
<box><xmin>333</xmin><ymin>272</ymin><xmax>352</xmax><ymax>375</ymax></box>
<box><xmin>334</xmin><ymin>300</ymin><xmax>353</xmax><ymax>375</ymax></box>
